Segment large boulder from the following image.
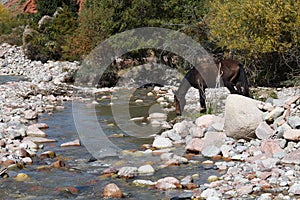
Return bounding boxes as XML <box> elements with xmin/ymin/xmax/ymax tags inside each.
<box><xmin>224</xmin><ymin>94</ymin><xmax>263</xmax><ymax>139</ymax></box>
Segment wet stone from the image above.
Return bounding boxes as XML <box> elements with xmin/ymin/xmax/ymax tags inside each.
<box><xmin>117</xmin><ymin>167</ymin><xmax>137</xmax><ymax>178</ymax></box>
<box><xmin>102</xmin><ymin>183</ymin><xmax>123</xmax><ymax>198</ymax></box>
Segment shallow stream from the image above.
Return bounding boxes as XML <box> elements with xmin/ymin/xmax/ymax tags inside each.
<box><xmin>0</xmin><ymin>76</ymin><xmax>220</xmax><ymax>199</ymax></box>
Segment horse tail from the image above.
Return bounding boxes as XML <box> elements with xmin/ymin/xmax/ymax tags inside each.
<box><xmin>238</xmin><ymin>63</ymin><xmax>250</xmax><ymax>97</ymax></box>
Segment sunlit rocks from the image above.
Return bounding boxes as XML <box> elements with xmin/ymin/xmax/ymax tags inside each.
<box><xmin>137</xmin><ymin>164</ymin><xmax>155</xmax><ymax>175</ymax></box>
<box><xmin>60</xmin><ymin>139</ymin><xmax>81</xmax><ymax>147</ymax></box>
<box><xmin>207</xmin><ymin>175</ymin><xmax>219</xmax><ymax>182</ymax></box>
<box><xmin>155</xmin><ymin>177</ymin><xmax>181</xmax><ymax>190</ymax></box>
<box><xmin>26</xmin><ymin>124</ymin><xmax>47</xmax><ymax>137</ymax></box>
<box><xmin>40</xmin><ymin>151</ymin><xmax>56</xmax><ymax>159</ymax></box>
<box><xmin>24</xmin><ymin>110</ymin><xmax>38</xmax><ymax>120</ymax></box>
<box><xmin>14</xmin><ymin>173</ymin><xmax>30</xmax><ymax>182</ymax></box>
<box><xmin>102</xmin><ymin>183</ymin><xmax>123</xmax><ymax>198</ymax></box>
<box><xmin>152</xmin><ymin>136</ymin><xmax>173</xmax><ymax>149</ymax></box>
<box><xmin>117</xmin><ymin>167</ymin><xmax>137</xmax><ymax>178</ymax></box>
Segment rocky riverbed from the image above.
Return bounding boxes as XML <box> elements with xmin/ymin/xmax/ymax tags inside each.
<box><xmin>0</xmin><ymin>42</ymin><xmax>300</xmax><ymax>199</ymax></box>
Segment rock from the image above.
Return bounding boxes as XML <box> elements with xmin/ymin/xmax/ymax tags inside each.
<box><xmin>260</xmin><ymin>139</ymin><xmax>285</xmax><ymax>158</ymax></box>
<box><xmin>60</xmin><ymin>139</ymin><xmax>81</xmax><ymax>147</ymax></box>
<box><xmin>24</xmin><ymin>110</ymin><xmax>38</xmax><ymax>120</ymax></box>
<box><xmin>20</xmin><ymin>140</ymin><xmax>38</xmax><ymax>150</ymax></box>
<box><xmin>264</xmin><ymin>107</ymin><xmax>285</xmax><ymax>122</ymax></box>
<box><xmin>282</xmin><ymin>149</ymin><xmax>300</xmax><ymax>164</ymax></box>
<box><xmin>288</xmin><ymin>183</ymin><xmax>300</xmax><ymax>195</ymax></box>
<box><xmin>51</xmin><ymin>160</ymin><xmax>66</xmax><ymax>168</ymax></box>
<box><xmin>201</xmin><ymin>145</ymin><xmax>221</xmax><ymax>157</ymax></box>
<box><xmin>255</xmin><ymin>122</ymin><xmax>274</xmax><ymax>139</ymax></box>
<box><xmin>152</xmin><ymin>136</ymin><xmax>173</xmax><ymax>149</ymax></box>
<box><xmin>117</xmin><ymin>167</ymin><xmax>137</xmax><ymax>178</ymax></box>
<box><xmin>149</xmin><ymin>112</ymin><xmax>167</xmax><ymax>122</ymax></box>
<box><xmin>261</xmin><ymin>158</ymin><xmax>279</xmax><ymax>169</ymax></box>
<box><xmin>200</xmin><ymin>188</ymin><xmax>222</xmax><ymax>199</ymax></box>
<box><xmin>236</xmin><ymin>185</ymin><xmax>253</xmax><ymax>196</ymax></box>
<box><xmin>14</xmin><ymin>173</ymin><xmax>30</xmax><ymax>182</ymax></box>
<box><xmin>102</xmin><ymin>183</ymin><xmax>123</xmax><ymax>198</ymax></box>
<box><xmin>224</xmin><ymin>94</ymin><xmax>263</xmax><ymax>139</ymax></box>
<box><xmin>22</xmin><ymin>157</ymin><xmax>33</xmax><ymax>164</ymax></box>
<box><xmin>26</xmin><ymin>125</ymin><xmax>47</xmax><ymax>137</ymax></box>
<box><xmin>133</xmin><ymin>179</ymin><xmax>156</xmax><ymax>186</ymax></box>
<box><xmin>161</xmin><ymin>130</ymin><xmax>182</xmax><ymax>141</ymax></box>
<box><xmin>173</xmin><ymin>121</ymin><xmax>192</xmax><ymax>137</ymax></box>
<box><xmin>180</xmin><ymin>175</ymin><xmax>193</xmax><ymax>186</ymax></box>
<box><xmin>207</xmin><ymin>175</ymin><xmax>219</xmax><ymax>182</ymax></box>
<box><xmin>287</xmin><ymin>116</ymin><xmax>300</xmax><ymax>129</ymax></box>
<box><xmin>22</xmin><ymin>136</ymin><xmax>57</xmax><ymax>144</ymax></box>
<box><xmin>138</xmin><ymin>164</ymin><xmax>155</xmax><ymax>174</ymax></box>
<box><xmin>189</xmin><ymin>126</ymin><xmax>204</xmax><ymax>138</ymax></box>
<box><xmin>283</xmin><ymin>129</ymin><xmax>300</xmax><ymax>141</ymax></box>
<box><xmin>186</xmin><ymin>132</ymin><xmax>226</xmax><ymax>154</ymax></box>
<box><xmin>156</xmin><ymin>177</ymin><xmax>180</xmax><ymax>190</ymax></box>
<box><xmin>17</xmin><ymin>148</ymin><xmax>30</xmax><ymax>158</ymax></box>
<box><xmin>40</xmin><ymin>151</ymin><xmax>56</xmax><ymax>159</ymax></box>
<box><xmin>195</xmin><ymin>114</ymin><xmax>223</xmax><ymax>129</ymax></box>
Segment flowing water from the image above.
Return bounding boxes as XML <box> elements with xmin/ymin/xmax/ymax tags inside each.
<box><xmin>0</xmin><ymin>77</ymin><xmax>220</xmax><ymax>199</ymax></box>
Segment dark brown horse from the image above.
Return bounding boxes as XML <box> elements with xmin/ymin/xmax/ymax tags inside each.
<box><xmin>174</xmin><ymin>59</ymin><xmax>250</xmax><ymax>115</ymax></box>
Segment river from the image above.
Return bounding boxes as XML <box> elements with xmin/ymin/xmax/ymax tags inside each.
<box><xmin>0</xmin><ymin>76</ymin><xmax>220</xmax><ymax>199</ymax></box>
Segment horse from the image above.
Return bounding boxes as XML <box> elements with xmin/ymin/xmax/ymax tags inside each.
<box><xmin>174</xmin><ymin>59</ymin><xmax>250</xmax><ymax>115</ymax></box>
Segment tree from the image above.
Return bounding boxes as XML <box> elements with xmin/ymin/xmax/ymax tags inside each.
<box><xmin>207</xmin><ymin>0</ymin><xmax>300</xmax><ymax>86</ymax></box>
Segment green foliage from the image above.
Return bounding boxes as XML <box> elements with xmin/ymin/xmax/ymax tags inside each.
<box><xmin>0</xmin><ymin>5</ymin><xmax>18</xmax><ymax>35</ymax></box>
<box><xmin>207</xmin><ymin>0</ymin><xmax>300</xmax><ymax>54</ymax></box>
<box><xmin>207</xmin><ymin>0</ymin><xmax>300</xmax><ymax>86</ymax></box>
<box><xmin>24</xmin><ymin>5</ymin><xmax>78</xmax><ymax>62</ymax></box>
<box><xmin>36</xmin><ymin>0</ymin><xmax>78</xmax><ymax>18</ymax></box>
<box><xmin>66</xmin><ymin>0</ymin><xmax>210</xmax><ymax>59</ymax></box>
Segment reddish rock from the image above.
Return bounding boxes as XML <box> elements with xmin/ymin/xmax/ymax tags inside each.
<box><xmin>282</xmin><ymin>149</ymin><xmax>300</xmax><ymax>164</ymax></box>
<box><xmin>283</xmin><ymin>129</ymin><xmax>300</xmax><ymax>141</ymax></box>
<box><xmin>23</xmin><ymin>0</ymin><xmax>37</xmax><ymax>13</ymax></box>
<box><xmin>260</xmin><ymin>139</ymin><xmax>285</xmax><ymax>158</ymax></box>
<box><xmin>60</xmin><ymin>139</ymin><xmax>80</xmax><ymax>147</ymax></box>
<box><xmin>102</xmin><ymin>183</ymin><xmax>123</xmax><ymax>198</ymax></box>
<box><xmin>2</xmin><ymin>159</ymin><xmax>15</xmax><ymax>166</ymax></box>
<box><xmin>156</xmin><ymin>177</ymin><xmax>181</xmax><ymax>189</ymax></box>
<box><xmin>51</xmin><ymin>160</ymin><xmax>66</xmax><ymax>168</ymax></box>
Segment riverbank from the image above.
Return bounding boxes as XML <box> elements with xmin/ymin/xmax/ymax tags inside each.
<box><xmin>0</xmin><ymin>42</ymin><xmax>300</xmax><ymax>199</ymax></box>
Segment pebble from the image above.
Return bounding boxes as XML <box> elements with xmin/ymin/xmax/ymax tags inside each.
<box><xmin>60</xmin><ymin>139</ymin><xmax>81</xmax><ymax>147</ymax></box>
<box><xmin>102</xmin><ymin>183</ymin><xmax>123</xmax><ymax>198</ymax></box>
<box><xmin>138</xmin><ymin>164</ymin><xmax>155</xmax><ymax>174</ymax></box>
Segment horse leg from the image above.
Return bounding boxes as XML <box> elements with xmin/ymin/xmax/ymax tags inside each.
<box><xmin>224</xmin><ymin>81</ymin><xmax>238</xmax><ymax>94</ymax></box>
<box><xmin>199</xmin><ymin>88</ymin><xmax>206</xmax><ymax>113</ymax></box>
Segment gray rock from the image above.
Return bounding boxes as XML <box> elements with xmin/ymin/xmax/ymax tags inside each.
<box><xmin>201</xmin><ymin>188</ymin><xmax>222</xmax><ymax>199</ymax></box>
<box><xmin>24</xmin><ymin>110</ymin><xmax>38</xmax><ymax>120</ymax></box>
<box><xmin>224</xmin><ymin>94</ymin><xmax>263</xmax><ymax>139</ymax></box>
<box><xmin>264</xmin><ymin>107</ymin><xmax>285</xmax><ymax>122</ymax></box>
<box><xmin>138</xmin><ymin>164</ymin><xmax>155</xmax><ymax>174</ymax></box>
<box><xmin>287</xmin><ymin>116</ymin><xmax>300</xmax><ymax>129</ymax></box>
<box><xmin>255</xmin><ymin>121</ymin><xmax>274</xmax><ymax>139</ymax></box>
<box><xmin>161</xmin><ymin>130</ymin><xmax>182</xmax><ymax>141</ymax></box>
<box><xmin>117</xmin><ymin>167</ymin><xmax>137</xmax><ymax>178</ymax></box>
<box><xmin>152</xmin><ymin>136</ymin><xmax>173</xmax><ymax>148</ymax></box>
<box><xmin>201</xmin><ymin>145</ymin><xmax>221</xmax><ymax>157</ymax></box>
<box><xmin>288</xmin><ymin>183</ymin><xmax>300</xmax><ymax>195</ymax></box>
<box><xmin>189</xmin><ymin>125</ymin><xmax>204</xmax><ymax>138</ymax></box>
